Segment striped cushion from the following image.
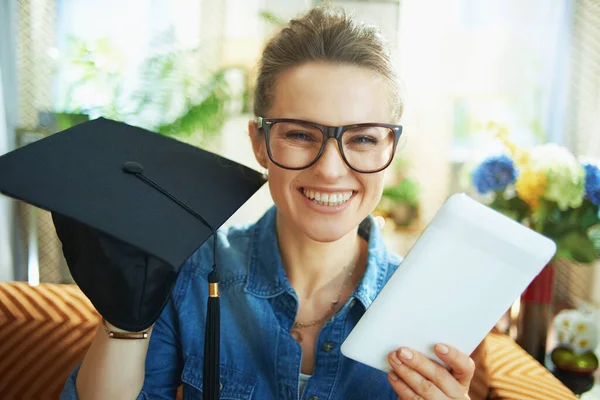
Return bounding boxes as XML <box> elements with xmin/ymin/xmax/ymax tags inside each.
<box><xmin>485</xmin><ymin>331</ymin><xmax>578</xmax><ymax>400</ymax></box>
<box><xmin>0</xmin><ymin>282</ymin><xmax>100</xmax><ymax>399</ymax></box>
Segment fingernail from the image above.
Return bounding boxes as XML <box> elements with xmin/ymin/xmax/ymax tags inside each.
<box><xmin>436</xmin><ymin>344</ymin><xmax>449</xmax><ymax>354</ymax></box>
<box><xmin>390</xmin><ymin>351</ymin><xmax>403</xmax><ymax>365</ymax></box>
<box><xmin>389</xmin><ymin>371</ymin><xmax>399</xmax><ymax>381</ymax></box>
<box><xmin>399</xmin><ymin>348</ymin><xmax>413</xmax><ymax>360</ymax></box>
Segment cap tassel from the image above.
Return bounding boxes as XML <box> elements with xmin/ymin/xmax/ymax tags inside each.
<box><xmin>203</xmin><ymin>268</ymin><xmax>220</xmax><ymax>400</ymax></box>
<box><xmin>203</xmin><ymin>222</ymin><xmax>220</xmax><ymax>400</ymax></box>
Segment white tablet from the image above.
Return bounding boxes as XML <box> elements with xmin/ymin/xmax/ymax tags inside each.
<box><xmin>340</xmin><ymin>193</ymin><xmax>556</xmax><ymax>372</ymax></box>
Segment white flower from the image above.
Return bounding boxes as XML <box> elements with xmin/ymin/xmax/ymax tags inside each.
<box><xmin>526</xmin><ymin>143</ymin><xmax>585</xmax><ymax>210</ymax></box>
<box><xmin>572</xmin><ymin>330</ymin><xmax>598</xmax><ymax>354</ymax></box>
<box><xmin>529</xmin><ymin>144</ymin><xmax>576</xmax><ymax>169</ymax></box>
<box><xmin>553</xmin><ymin>309</ymin><xmax>599</xmax><ymax>352</ymax></box>
<box><xmin>573</xmin><ymin>314</ymin><xmax>596</xmax><ymax>334</ymax></box>
<box><xmin>502</xmin><ymin>185</ymin><xmax>517</xmax><ymax>199</ymax></box>
<box><xmin>578</xmin><ymin>156</ymin><xmax>600</xmax><ymax>168</ymax></box>
<box><xmin>554</xmin><ymin>310</ymin><xmax>578</xmax><ymax>333</ymax></box>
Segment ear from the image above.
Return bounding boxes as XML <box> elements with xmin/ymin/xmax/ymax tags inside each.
<box><xmin>248</xmin><ymin>119</ymin><xmax>269</xmax><ymax>169</ymax></box>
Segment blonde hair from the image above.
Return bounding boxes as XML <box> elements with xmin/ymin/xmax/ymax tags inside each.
<box><xmin>253</xmin><ymin>6</ymin><xmax>403</xmax><ymax>121</ymax></box>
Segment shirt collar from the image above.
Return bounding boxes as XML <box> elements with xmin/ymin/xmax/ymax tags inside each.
<box><xmin>352</xmin><ymin>214</ymin><xmax>391</xmax><ymax>310</ymax></box>
<box><xmin>245</xmin><ymin>206</ymin><xmax>395</xmax><ymax>308</ymax></box>
<box><xmin>245</xmin><ymin>207</ymin><xmax>290</xmax><ymax>297</ymax></box>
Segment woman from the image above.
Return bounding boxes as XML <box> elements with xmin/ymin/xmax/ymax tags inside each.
<box><xmin>62</xmin><ymin>6</ymin><xmax>474</xmax><ymax>400</ymax></box>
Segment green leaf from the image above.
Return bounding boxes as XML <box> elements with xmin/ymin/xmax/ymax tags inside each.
<box><xmin>578</xmin><ymin>200</ymin><xmax>600</xmax><ymax>231</ymax></box>
<box><xmin>259</xmin><ymin>10</ymin><xmax>287</xmax><ymax>26</ymax></box>
<box><xmin>505</xmin><ymin>196</ymin><xmax>530</xmax><ymax>221</ymax></box>
<box><xmin>555</xmin><ymin>231</ymin><xmax>597</xmax><ymax>264</ymax></box>
<box><xmin>589</xmin><ymin>227</ymin><xmax>600</xmax><ymax>257</ymax></box>
<box><xmin>155</xmin><ymin>69</ymin><xmax>231</xmax><ymax>139</ymax></box>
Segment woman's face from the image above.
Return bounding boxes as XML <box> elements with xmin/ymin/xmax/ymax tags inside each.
<box><xmin>250</xmin><ymin>62</ymin><xmax>396</xmax><ymax>243</ymax></box>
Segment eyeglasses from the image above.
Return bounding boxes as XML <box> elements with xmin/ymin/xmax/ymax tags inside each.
<box><xmin>256</xmin><ymin>117</ymin><xmax>403</xmax><ymax>174</ymax></box>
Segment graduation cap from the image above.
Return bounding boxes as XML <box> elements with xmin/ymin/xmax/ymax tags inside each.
<box><xmin>0</xmin><ymin>117</ymin><xmax>266</xmax><ymax>399</ymax></box>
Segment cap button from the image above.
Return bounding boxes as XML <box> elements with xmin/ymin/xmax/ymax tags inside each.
<box><xmin>123</xmin><ymin>161</ymin><xmax>144</xmax><ymax>174</ymax></box>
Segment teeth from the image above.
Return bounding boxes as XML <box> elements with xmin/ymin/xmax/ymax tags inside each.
<box><xmin>302</xmin><ymin>189</ymin><xmax>353</xmax><ymax>206</ymax></box>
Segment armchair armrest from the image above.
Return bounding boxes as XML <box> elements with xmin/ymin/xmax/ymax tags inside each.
<box><xmin>474</xmin><ymin>330</ymin><xmax>577</xmax><ymax>400</ymax></box>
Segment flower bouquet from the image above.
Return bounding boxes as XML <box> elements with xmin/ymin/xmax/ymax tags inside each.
<box><xmin>465</xmin><ymin>123</ymin><xmax>600</xmax><ymax>264</ymax></box>
<box><xmin>463</xmin><ymin>123</ymin><xmax>600</xmax><ymax>362</ymax></box>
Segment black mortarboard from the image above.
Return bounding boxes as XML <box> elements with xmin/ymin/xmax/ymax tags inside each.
<box><xmin>0</xmin><ymin>117</ymin><xmax>265</xmax><ymax>399</ymax></box>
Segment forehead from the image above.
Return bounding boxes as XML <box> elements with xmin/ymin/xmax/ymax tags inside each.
<box><xmin>268</xmin><ymin>62</ymin><xmax>392</xmax><ymax>125</ymax></box>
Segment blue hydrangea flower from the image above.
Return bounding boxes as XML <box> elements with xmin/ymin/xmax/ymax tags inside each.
<box><xmin>583</xmin><ymin>163</ymin><xmax>600</xmax><ymax>206</ymax></box>
<box><xmin>471</xmin><ymin>155</ymin><xmax>517</xmax><ymax>195</ymax></box>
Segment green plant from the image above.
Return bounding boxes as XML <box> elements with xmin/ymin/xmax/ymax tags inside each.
<box><xmin>128</xmin><ymin>29</ymin><xmax>233</xmax><ymax>141</ymax></box>
<box><xmin>55</xmin><ymin>36</ymin><xmax>126</xmax><ymax>117</ymax></box>
<box><xmin>54</xmin><ymin>29</ymin><xmax>235</xmax><ymax>143</ymax></box>
<box><xmin>382</xmin><ymin>178</ymin><xmax>421</xmax><ymax>207</ymax></box>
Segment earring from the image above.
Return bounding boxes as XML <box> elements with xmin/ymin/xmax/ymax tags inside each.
<box><xmin>262</xmin><ymin>169</ymin><xmax>268</xmax><ymax>181</ymax></box>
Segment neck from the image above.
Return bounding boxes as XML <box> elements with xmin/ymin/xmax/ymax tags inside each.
<box><xmin>275</xmin><ymin>211</ymin><xmax>367</xmax><ymax>300</ymax></box>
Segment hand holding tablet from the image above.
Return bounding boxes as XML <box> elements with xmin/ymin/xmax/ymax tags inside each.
<box><xmin>341</xmin><ymin>193</ymin><xmax>556</xmax><ymax>372</ymax></box>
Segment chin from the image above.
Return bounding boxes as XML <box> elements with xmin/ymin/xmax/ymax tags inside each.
<box><xmin>299</xmin><ymin>218</ymin><xmax>358</xmax><ymax>243</ymax></box>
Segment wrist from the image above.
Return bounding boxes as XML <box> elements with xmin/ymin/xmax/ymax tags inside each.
<box><xmin>101</xmin><ymin>318</ymin><xmax>152</xmax><ymax>339</ymax></box>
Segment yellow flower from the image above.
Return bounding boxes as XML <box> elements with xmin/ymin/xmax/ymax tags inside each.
<box><xmin>492</xmin><ymin>124</ymin><xmax>530</xmax><ymax>166</ymax></box>
<box><xmin>515</xmin><ymin>166</ymin><xmax>547</xmax><ymax>208</ymax></box>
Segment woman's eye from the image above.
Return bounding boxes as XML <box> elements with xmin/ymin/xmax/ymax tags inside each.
<box><xmin>285</xmin><ymin>131</ymin><xmax>315</xmax><ymax>141</ymax></box>
<box><xmin>351</xmin><ymin>136</ymin><xmax>378</xmax><ymax>145</ymax></box>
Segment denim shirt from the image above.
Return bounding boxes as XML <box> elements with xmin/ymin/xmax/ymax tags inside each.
<box><xmin>61</xmin><ymin>206</ymin><xmax>403</xmax><ymax>400</ymax></box>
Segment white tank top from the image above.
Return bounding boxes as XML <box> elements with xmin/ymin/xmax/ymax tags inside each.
<box><xmin>299</xmin><ymin>373</ymin><xmax>312</xmax><ymax>395</ymax></box>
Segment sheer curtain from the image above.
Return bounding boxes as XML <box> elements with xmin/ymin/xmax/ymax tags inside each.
<box><xmin>566</xmin><ymin>0</ymin><xmax>600</xmax><ymax>159</ymax></box>
<box><xmin>396</xmin><ymin>0</ymin><xmax>573</xmax><ymax>222</ymax></box>
<box><xmin>0</xmin><ymin>0</ymin><xmax>18</xmax><ymax>282</ymax></box>
<box><xmin>0</xmin><ymin>64</ymin><xmax>14</xmax><ymax>281</ymax></box>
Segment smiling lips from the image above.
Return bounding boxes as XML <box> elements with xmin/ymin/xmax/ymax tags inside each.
<box><xmin>301</xmin><ymin>188</ymin><xmax>354</xmax><ymax>207</ymax></box>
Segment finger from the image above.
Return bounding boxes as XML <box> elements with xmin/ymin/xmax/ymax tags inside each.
<box><xmin>391</xmin><ymin>348</ymin><xmax>463</xmax><ymax>398</ymax></box>
<box><xmin>388</xmin><ymin>351</ymin><xmax>444</xmax><ymax>400</ymax></box>
<box><xmin>434</xmin><ymin>343</ymin><xmax>475</xmax><ymax>387</ymax></box>
<box><xmin>388</xmin><ymin>371</ymin><xmax>422</xmax><ymax>400</ymax></box>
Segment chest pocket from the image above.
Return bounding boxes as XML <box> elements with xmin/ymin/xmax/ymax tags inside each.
<box><xmin>181</xmin><ymin>355</ymin><xmax>257</xmax><ymax>400</ymax></box>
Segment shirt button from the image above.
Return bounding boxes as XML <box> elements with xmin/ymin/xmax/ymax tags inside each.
<box><xmin>349</xmin><ymin>299</ymin><xmax>356</xmax><ymax>308</ymax></box>
<box><xmin>323</xmin><ymin>341</ymin><xmax>335</xmax><ymax>352</ymax></box>
<box><xmin>309</xmin><ymin>396</ymin><xmax>319</xmax><ymax>400</ymax></box>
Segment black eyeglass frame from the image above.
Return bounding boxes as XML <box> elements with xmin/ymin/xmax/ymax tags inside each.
<box><xmin>256</xmin><ymin>117</ymin><xmax>403</xmax><ymax>174</ymax></box>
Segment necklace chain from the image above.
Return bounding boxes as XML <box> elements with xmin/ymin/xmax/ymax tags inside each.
<box><xmin>291</xmin><ymin>260</ymin><xmax>357</xmax><ymax>330</ymax></box>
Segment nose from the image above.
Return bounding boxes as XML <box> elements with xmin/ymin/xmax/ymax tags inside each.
<box><xmin>312</xmin><ymin>139</ymin><xmax>348</xmax><ymax>179</ymax></box>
